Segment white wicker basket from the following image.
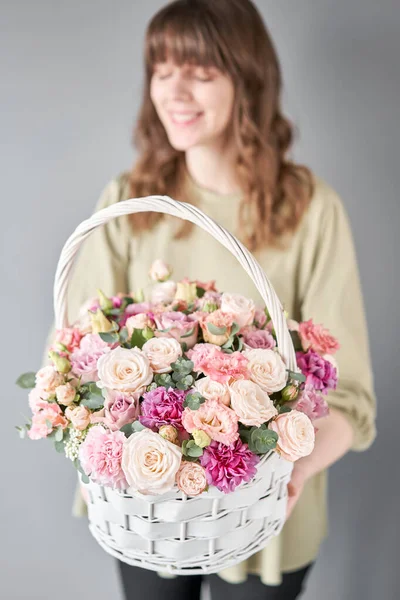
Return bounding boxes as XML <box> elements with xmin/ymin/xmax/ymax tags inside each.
<box><xmin>53</xmin><ymin>195</ymin><xmax>298</xmax><ymax>575</ymax></box>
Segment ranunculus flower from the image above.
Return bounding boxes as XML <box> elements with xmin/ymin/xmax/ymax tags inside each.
<box><xmin>141</xmin><ymin>336</ymin><xmax>182</xmax><ymax>373</ymax></box>
<box><xmin>28</xmin><ymin>403</ymin><xmax>68</xmax><ymax>440</ymax></box>
<box><xmin>194</xmin><ymin>375</ymin><xmax>231</xmax><ymax>406</ymax></box>
<box><xmin>79</xmin><ymin>425</ymin><xmax>128</xmax><ymax>489</ymax></box>
<box><xmin>125</xmin><ymin>313</ymin><xmax>155</xmax><ymax>336</ymax></box>
<box><xmin>298</xmin><ymin>319</ymin><xmax>340</xmax><ymax>355</ymax></box>
<box><xmin>149</xmin><ymin>259</ymin><xmax>172</xmax><ymax>282</ymax></box>
<box><xmin>96</xmin><ymin>347</ymin><xmax>153</xmax><ymax>395</ymax></box>
<box><xmin>153</xmin><ymin>311</ymin><xmax>199</xmax><ymax>349</ymax></box>
<box><xmin>242</xmin><ymin>348</ymin><xmax>287</xmax><ymax>394</ymax></box>
<box><xmin>241</xmin><ymin>327</ymin><xmax>276</xmax><ymax>350</ymax></box>
<box><xmin>65</xmin><ymin>404</ymin><xmax>91</xmax><ymax>430</ymax></box>
<box><xmin>35</xmin><ymin>365</ymin><xmax>65</xmax><ymax>395</ymax></box>
<box><xmin>176</xmin><ymin>461</ymin><xmax>208</xmax><ymax>496</ymax></box>
<box><xmin>55</xmin><ymin>382</ymin><xmax>76</xmax><ymax>406</ymax></box>
<box><xmin>159</xmin><ymin>424</ymin><xmax>179</xmax><ymax>445</ymax></box>
<box><xmin>70</xmin><ymin>333</ymin><xmax>111</xmax><ymax>384</ymax></box>
<box><xmin>139</xmin><ymin>386</ymin><xmax>187</xmax><ymax>435</ymax></box>
<box><xmin>296</xmin><ymin>350</ymin><xmax>338</xmax><ymax>394</ymax></box>
<box><xmin>121</xmin><ymin>429</ymin><xmax>182</xmax><ymax>495</ymax></box>
<box><xmin>220</xmin><ymin>292</ymin><xmax>256</xmax><ymax>329</ymax></box>
<box><xmin>90</xmin><ymin>389</ymin><xmax>140</xmax><ymax>431</ymax></box>
<box><xmin>199</xmin><ymin>309</ymin><xmax>234</xmax><ymax>346</ymax></box>
<box><xmin>200</xmin><ymin>438</ymin><xmax>260</xmax><ymax>493</ymax></box>
<box><xmin>295</xmin><ymin>383</ymin><xmax>329</xmax><ymax>421</ymax></box>
<box><xmin>228</xmin><ymin>379</ymin><xmax>278</xmax><ymax>427</ymax></box>
<box><xmin>187</xmin><ymin>344</ymin><xmax>249</xmax><ymax>385</ymax></box>
<box><xmin>182</xmin><ymin>398</ymin><xmax>239</xmax><ymax>446</ymax></box>
<box><xmin>269</xmin><ymin>410</ymin><xmax>315</xmax><ymax>461</ymax></box>
<box><xmin>150</xmin><ymin>281</ymin><xmax>177</xmax><ymax>305</ymax></box>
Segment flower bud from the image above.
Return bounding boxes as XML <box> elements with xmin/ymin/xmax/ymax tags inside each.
<box><xmin>149</xmin><ymin>259</ymin><xmax>173</xmax><ymax>282</ymax></box>
<box><xmin>192</xmin><ymin>429</ymin><xmax>211</xmax><ymax>448</ymax></box>
<box><xmin>158</xmin><ymin>425</ymin><xmax>179</xmax><ymax>445</ymax></box>
<box><xmin>281</xmin><ymin>384</ymin><xmax>299</xmax><ymax>402</ymax></box>
<box><xmin>90</xmin><ymin>308</ymin><xmax>114</xmax><ymax>334</ymax></box>
<box><xmin>48</xmin><ymin>350</ymin><xmax>71</xmax><ymax>374</ymax></box>
<box><xmin>56</xmin><ymin>382</ymin><xmax>76</xmax><ymax>406</ymax></box>
<box><xmin>96</xmin><ymin>289</ymin><xmax>113</xmax><ymax>311</ymax></box>
<box><xmin>202</xmin><ymin>301</ymin><xmax>219</xmax><ymax>313</ymax></box>
<box><xmin>174</xmin><ymin>281</ymin><xmax>198</xmax><ymax>304</ymax></box>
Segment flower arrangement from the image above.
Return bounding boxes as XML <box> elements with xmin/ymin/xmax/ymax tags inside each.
<box><xmin>16</xmin><ymin>259</ymin><xmax>339</xmax><ymax>497</ymax></box>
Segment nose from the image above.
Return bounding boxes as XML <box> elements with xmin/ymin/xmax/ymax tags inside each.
<box><xmin>168</xmin><ymin>72</ymin><xmax>192</xmax><ymax>102</ymax></box>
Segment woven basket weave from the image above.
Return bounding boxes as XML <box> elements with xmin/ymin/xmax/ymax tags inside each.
<box><xmin>53</xmin><ymin>195</ymin><xmax>298</xmax><ymax>575</ymax></box>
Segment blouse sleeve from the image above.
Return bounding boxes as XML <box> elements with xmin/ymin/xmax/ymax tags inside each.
<box><xmin>300</xmin><ymin>183</ymin><xmax>377</xmax><ymax>452</ymax></box>
<box><xmin>40</xmin><ymin>174</ymin><xmax>131</xmax><ymax>367</ymax></box>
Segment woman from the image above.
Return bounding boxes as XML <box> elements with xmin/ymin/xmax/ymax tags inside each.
<box><xmin>44</xmin><ymin>1</ymin><xmax>377</xmax><ymax>598</ymax></box>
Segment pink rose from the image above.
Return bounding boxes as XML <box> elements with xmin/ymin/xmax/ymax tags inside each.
<box><xmin>91</xmin><ymin>389</ymin><xmax>140</xmax><ymax>431</ymax></box>
<box><xmin>182</xmin><ymin>398</ymin><xmax>239</xmax><ymax>446</ymax></box>
<box><xmin>125</xmin><ymin>313</ymin><xmax>155</xmax><ymax>336</ymax></box>
<box><xmin>150</xmin><ymin>281</ymin><xmax>177</xmax><ymax>305</ymax></box>
<box><xmin>35</xmin><ymin>366</ymin><xmax>64</xmax><ymax>395</ymax></box>
<box><xmin>298</xmin><ymin>319</ymin><xmax>340</xmax><ymax>355</ymax></box>
<box><xmin>55</xmin><ymin>383</ymin><xmax>76</xmax><ymax>406</ymax></box>
<box><xmin>269</xmin><ymin>410</ymin><xmax>315</xmax><ymax>461</ymax></box>
<box><xmin>65</xmin><ymin>405</ymin><xmax>91</xmax><ymax>430</ymax></box>
<box><xmin>176</xmin><ymin>461</ymin><xmax>208</xmax><ymax>496</ymax></box>
<box><xmin>28</xmin><ymin>403</ymin><xmax>68</xmax><ymax>440</ymax></box>
<box><xmin>153</xmin><ymin>311</ymin><xmax>199</xmax><ymax>349</ymax></box>
<box><xmin>70</xmin><ymin>333</ymin><xmax>110</xmax><ymax>383</ymax></box>
<box><xmin>199</xmin><ymin>309</ymin><xmax>234</xmax><ymax>346</ymax></box>
<box><xmin>149</xmin><ymin>259</ymin><xmax>172</xmax><ymax>282</ymax></box>
<box><xmin>220</xmin><ymin>292</ymin><xmax>256</xmax><ymax>329</ymax></box>
<box><xmin>253</xmin><ymin>307</ymin><xmax>267</xmax><ymax>329</ymax></box>
<box><xmin>241</xmin><ymin>327</ymin><xmax>276</xmax><ymax>350</ymax></box>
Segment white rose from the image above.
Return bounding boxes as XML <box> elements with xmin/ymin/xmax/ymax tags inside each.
<box><xmin>122</xmin><ymin>429</ymin><xmax>182</xmax><ymax>495</ymax></box>
<box><xmin>194</xmin><ymin>376</ymin><xmax>231</xmax><ymax>406</ymax></box>
<box><xmin>141</xmin><ymin>337</ymin><xmax>182</xmax><ymax>373</ymax></box>
<box><xmin>35</xmin><ymin>365</ymin><xmax>64</xmax><ymax>395</ymax></box>
<box><xmin>228</xmin><ymin>379</ymin><xmax>278</xmax><ymax>427</ymax></box>
<box><xmin>269</xmin><ymin>410</ymin><xmax>315</xmax><ymax>461</ymax></box>
<box><xmin>242</xmin><ymin>348</ymin><xmax>287</xmax><ymax>394</ymax></box>
<box><xmin>96</xmin><ymin>347</ymin><xmax>153</xmax><ymax>394</ymax></box>
<box><xmin>150</xmin><ymin>281</ymin><xmax>177</xmax><ymax>304</ymax></box>
<box><xmin>149</xmin><ymin>259</ymin><xmax>172</xmax><ymax>282</ymax></box>
<box><xmin>220</xmin><ymin>292</ymin><xmax>255</xmax><ymax>329</ymax></box>
<box><xmin>126</xmin><ymin>313</ymin><xmax>154</xmax><ymax>337</ymax></box>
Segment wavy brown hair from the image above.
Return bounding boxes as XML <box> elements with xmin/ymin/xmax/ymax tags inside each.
<box><xmin>127</xmin><ymin>0</ymin><xmax>315</xmax><ymax>251</ymax></box>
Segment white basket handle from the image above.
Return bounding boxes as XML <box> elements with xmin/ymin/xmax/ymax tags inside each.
<box><xmin>53</xmin><ymin>195</ymin><xmax>298</xmax><ymax>372</ymax></box>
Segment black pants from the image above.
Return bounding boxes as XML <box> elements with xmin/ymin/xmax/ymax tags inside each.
<box><xmin>116</xmin><ymin>560</ymin><xmax>313</xmax><ymax>600</ymax></box>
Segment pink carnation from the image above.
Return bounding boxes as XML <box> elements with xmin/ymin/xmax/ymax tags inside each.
<box><xmin>182</xmin><ymin>398</ymin><xmax>239</xmax><ymax>445</ymax></box>
<box><xmin>241</xmin><ymin>327</ymin><xmax>276</xmax><ymax>350</ymax></box>
<box><xmin>200</xmin><ymin>438</ymin><xmax>260</xmax><ymax>493</ymax></box>
<box><xmin>70</xmin><ymin>333</ymin><xmax>110</xmax><ymax>383</ymax></box>
<box><xmin>296</xmin><ymin>350</ymin><xmax>338</xmax><ymax>395</ymax></box>
<box><xmin>187</xmin><ymin>344</ymin><xmax>249</xmax><ymax>384</ymax></box>
<box><xmin>253</xmin><ymin>307</ymin><xmax>267</xmax><ymax>329</ymax></box>
<box><xmin>295</xmin><ymin>383</ymin><xmax>330</xmax><ymax>421</ymax></box>
<box><xmin>78</xmin><ymin>425</ymin><xmax>128</xmax><ymax>489</ymax></box>
<box><xmin>28</xmin><ymin>403</ymin><xmax>68</xmax><ymax>440</ymax></box>
<box><xmin>298</xmin><ymin>319</ymin><xmax>340</xmax><ymax>355</ymax></box>
<box><xmin>139</xmin><ymin>386</ymin><xmax>188</xmax><ymax>437</ymax></box>
<box><xmin>51</xmin><ymin>327</ymin><xmax>82</xmax><ymax>354</ymax></box>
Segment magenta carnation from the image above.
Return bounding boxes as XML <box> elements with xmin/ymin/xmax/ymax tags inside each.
<box><xmin>139</xmin><ymin>386</ymin><xmax>187</xmax><ymax>434</ymax></box>
<box><xmin>296</xmin><ymin>383</ymin><xmax>330</xmax><ymax>421</ymax></box>
<box><xmin>199</xmin><ymin>438</ymin><xmax>260</xmax><ymax>493</ymax></box>
<box><xmin>296</xmin><ymin>350</ymin><xmax>338</xmax><ymax>395</ymax></box>
<box><xmin>79</xmin><ymin>425</ymin><xmax>128</xmax><ymax>489</ymax></box>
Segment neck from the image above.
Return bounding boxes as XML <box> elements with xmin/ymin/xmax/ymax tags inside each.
<box><xmin>184</xmin><ymin>138</ymin><xmax>241</xmax><ymax>195</ymax></box>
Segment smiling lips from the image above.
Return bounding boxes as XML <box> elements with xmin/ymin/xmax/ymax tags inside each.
<box><xmin>169</xmin><ymin>112</ymin><xmax>203</xmax><ymax>126</ymax></box>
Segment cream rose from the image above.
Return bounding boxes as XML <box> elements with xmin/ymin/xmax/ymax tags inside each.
<box><xmin>219</xmin><ymin>292</ymin><xmax>255</xmax><ymax>329</ymax></box>
<box><xmin>96</xmin><ymin>347</ymin><xmax>153</xmax><ymax>395</ymax></box>
<box><xmin>121</xmin><ymin>429</ymin><xmax>182</xmax><ymax>495</ymax></box>
<box><xmin>65</xmin><ymin>405</ymin><xmax>91</xmax><ymax>430</ymax></box>
<box><xmin>176</xmin><ymin>461</ymin><xmax>208</xmax><ymax>496</ymax></box>
<box><xmin>141</xmin><ymin>337</ymin><xmax>182</xmax><ymax>373</ymax></box>
<box><xmin>150</xmin><ymin>280</ymin><xmax>177</xmax><ymax>304</ymax></box>
<box><xmin>149</xmin><ymin>259</ymin><xmax>172</xmax><ymax>282</ymax></box>
<box><xmin>35</xmin><ymin>366</ymin><xmax>64</xmax><ymax>395</ymax></box>
<box><xmin>242</xmin><ymin>348</ymin><xmax>287</xmax><ymax>394</ymax></box>
<box><xmin>126</xmin><ymin>313</ymin><xmax>155</xmax><ymax>337</ymax></box>
<box><xmin>194</xmin><ymin>376</ymin><xmax>231</xmax><ymax>406</ymax></box>
<box><xmin>228</xmin><ymin>379</ymin><xmax>278</xmax><ymax>427</ymax></box>
<box><xmin>269</xmin><ymin>410</ymin><xmax>315</xmax><ymax>461</ymax></box>
<box><xmin>55</xmin><ymin>383</ymin><xmax>76</xmax><ymax>406</ymax></box>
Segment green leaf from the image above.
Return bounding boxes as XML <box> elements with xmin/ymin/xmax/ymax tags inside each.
<box><xmin>15</xmin><ymin>425</ymin><xmax>29</xmax><ymax>439</ymax></box>
<box><xmin>74</xmin><ymin>457</ymin><xmax>86</xmax><ymax>475</ymax></box>
<box><xmin>287</xmin><ymin>369</ymin><xmax>306</xmax><ymax>383</ymax></box>
<box><xmin>54</xmin><ymin>440</ymin><xmax>65</xmax><ymax>453</ymax></box>
<box><xmin>181</xmin><ymin>326</ymin><xmax>196</xmax><ymax>339</ymax></box>
<box><xmin>81</xmin><ymin>473</ymin><xmax>90</xmax><ymax>484</ymax></box>
<box><xmin>80</xmin><ymin>395</ymin><xmax>104</xmax><ymax>410</ymax></box>
<box><xmin>279</xmin><ymin>404</ymin><xmax>292</xmax><ymax>414</ymax></box>
<box><xmin>55</xmin><ymin>427</ymin><xmax>64</xmax><ymax>442</ymax></box>
<box><xmin>45</xmin><ymin>419</ymin><xmax>53</xmax><ymax>430</ymax></box>
<box><xmin>15</xmin><ymin>372</ymin><xmax>36</xmax><ymax>389</ymax></box>
<box><xmin>196</xmin><ymin>286</ymin><xmax>206</xmax><ymax>298</ymax></box>
<box><xmin>248</xmin><ymin>427</ymin><xmax>278</xmax><ymax>454</ymax></box>
<box><xmin>183</xmin><ymin>392</ymin><xmax>206</xmax><ymax>410</ymax></box>
<box><xmin>187</xmin><ymin>444</ymin><xmax>203</xmax><ymax>458</ymax></box>
<box><xmin>206</xmin><ymin>323</ymin><xmax>227</xmax><ymax>335</ymax></box>
<box><xmin>119</xmin><ymin>327</ymin><xmax>129</xmax><ymax>343</ymax></box>
<box><xmin>230</xmin><ymin>322</ymin><xmax>240</xmax><ymax>336</ymax></box>
<box><xmin>130</xmin><ymin>328</ymin><xmax>147</xmax><ymax>349</ymax></box>
<box><xmin>132</xmin><ymin>421</ymin><xmax>146</xmax><ymax>433</ymax></box>
<box><xmin>99</xmin><ymin>332</ymin><xmax>119</xmax><ymax>344</ymax></box>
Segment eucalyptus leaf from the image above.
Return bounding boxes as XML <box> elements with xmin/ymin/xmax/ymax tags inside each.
<box><xmin>206</xmin><ymin>323</ymin><xmax>227</xmax><ymax>335</ymax></box>
<box><xmin>99</xmin><ymin>332</ymin><xmax>119</xmax><ymax>344</ymax></box>
<box><xmin>54</xmin><ymin>440</ymin><xmax>65</xmax><ymax>453</ymax></box>
<box><xmin>55</xmin><ymin>427</ymin><xmax>64</xmax><ymax>442</ymax></box>
<box><xmin>181</xmin><ymin>326</ymin><xmax>195</xmax><ymax>338</ymax></box>
<box><xmin>187</xmin><ymin>444</ymin><xmax>203</xmax><ymax>458</ymax></box>
<box><xmin>80</xmin><ymin>395</ymin><xmax>104</xmax><ymax>410</ymax></box>
<box><xmin>15</xmin><ymin>372</ymin><xmax>36</xmax><ymax>389</ymax></box>
<box><xmin>287</xmin><ymin>369</ymin><xmax>306</xmax><ymax>383</ymax></box>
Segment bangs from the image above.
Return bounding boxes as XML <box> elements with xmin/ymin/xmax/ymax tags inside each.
<box><xmin>145</xmin><ymin>3</ymin><xmax>231</xmax><ymax>73</ymax></box>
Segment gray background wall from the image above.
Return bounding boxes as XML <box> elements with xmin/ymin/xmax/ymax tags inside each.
<box><xmin>2</xmin><ymin>1</ymin><xmax>398</xmax><ymax>598</ymax></box>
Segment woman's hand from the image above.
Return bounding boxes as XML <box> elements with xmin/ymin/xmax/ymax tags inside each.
<box><xmin>285</xmin><ymin>462</ymin><xmax>309</xmax><ymax>520</ymax></box>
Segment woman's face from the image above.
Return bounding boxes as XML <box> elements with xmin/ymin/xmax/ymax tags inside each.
<box><xmin>150</xmin><ymin>60</ymin><xmax>235</xmax><ymax>152</ymax></box>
